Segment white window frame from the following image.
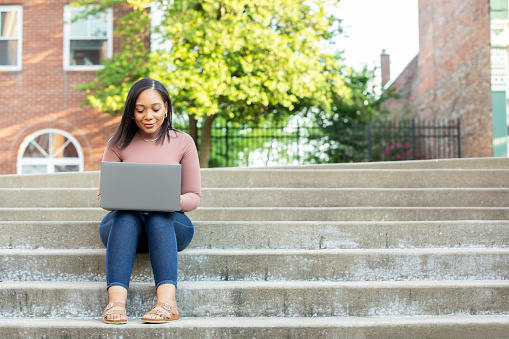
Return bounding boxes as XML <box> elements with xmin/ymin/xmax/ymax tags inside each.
<box><xmin>0</xmin><ymin>5</ymin><xmax>23</xmax><ymax>71</ymax></box>
<box><xmin>63</xmin><ymin>5</ymin><xmax>113</xmax><ymax>71</ymax></box>
<box><xmin>17</xmin><ymin>129</ymin><xmax>85</xmax><ymax>174</ymax></box>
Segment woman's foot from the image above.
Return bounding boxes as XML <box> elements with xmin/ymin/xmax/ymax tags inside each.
<box><xmin>102</xmin><ymin>301</ymin><xmax>128</xmax><ymax>324</ymax></box>
<box><xmin>103</xmin><ymin>286</ymin><xmax>128</xmax><ymax>324</ymax></box>
<box><xmin>141</xmin><ymin>302</ymin><xmax>181</xmax><ymax>323</ymax></box>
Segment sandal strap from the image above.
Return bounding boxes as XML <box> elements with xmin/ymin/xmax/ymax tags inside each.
<box><xmin>145</xmin><ymin>302</ymin><xmax>179</xmax><ymax>320</ymax></box>
<box><xmin>102</xmin><ymin>302</ymin><xmax>127</xmax><ymax>318</ymax></box>
<box><xmin>153</xmin><ymin>302</ymin><xmax>173</xmax><ymax>311</ymax></box>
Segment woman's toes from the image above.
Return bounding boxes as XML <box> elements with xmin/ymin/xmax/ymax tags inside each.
<box><xmin>107</xmin><ymin>313</ymin><xmax>124</xmax><ymax>321</ymax></box>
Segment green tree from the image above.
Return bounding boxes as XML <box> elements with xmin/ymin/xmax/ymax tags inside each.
<box><xmin>73</xmin><ymin>0</ymin><xmax>352</xmax><ymax>167</ymax></box>
<box><xmin>303</xmin><ymin>66</ymin><xmax>397</xmax><ymax>163</ymax></box>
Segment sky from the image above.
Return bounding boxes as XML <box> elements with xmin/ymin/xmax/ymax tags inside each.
<box><xmin>332</xmin><ymin>0</ymin><xmax>420</xmax><ymax>84</ymax></box>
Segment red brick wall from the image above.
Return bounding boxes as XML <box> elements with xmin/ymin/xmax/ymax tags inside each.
<box><xmin>0</xmin><ymin>0</ymin><xmax>122</xmax><ymax>174</ymax></box>
<box><xmin>383</xmin><ymin>0</ymin><xmax>493</xmax><ymax>158</ymax></box>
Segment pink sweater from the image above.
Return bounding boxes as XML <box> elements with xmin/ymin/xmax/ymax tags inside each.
<box><xmin>97</xmin><ymin>130</ymin><xmax>202</xmax><ymax>212</ymax></box>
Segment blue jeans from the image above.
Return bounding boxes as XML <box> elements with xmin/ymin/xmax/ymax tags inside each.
<box><xmin>99</xmin><ymin>210</ymin><xmax>194</xmax><ymax>290</ymax></box>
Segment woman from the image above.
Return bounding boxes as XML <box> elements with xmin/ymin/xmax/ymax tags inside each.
<box><xmin>97</xmin><ymin>78</ymin><xmax>201</xmax><ymax>324</ymax></box>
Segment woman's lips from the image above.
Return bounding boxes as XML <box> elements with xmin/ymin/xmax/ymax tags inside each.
<box><xmin>144</xmin><ymin>123</ymin><xmax>155</xmax><ymax>128</ymax></box>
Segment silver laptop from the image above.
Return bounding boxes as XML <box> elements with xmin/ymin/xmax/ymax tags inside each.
<box><xmin>100</xmin><ymin>162</ymin><xmax>181</xmax><ymax>212</ymax></box>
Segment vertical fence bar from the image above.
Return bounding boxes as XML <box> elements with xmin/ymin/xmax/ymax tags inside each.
<box><xmin>439</xmin><ymin>120</ymin><xmax>447</xmax><ymax>158</ymax></box>
<box><xmin>367</xmin><ymin>123</ymin><xmax>372</xmax><ymax>162</ymax></box>
<box><xmin>296</xmin><ymin>119</ymin><xmax>301</xmax><ymax>165</ymax></box>
<box><xmin>225</xmin><ymin>121</ymin><xmax>229</xmax><ymax>167</ymax></box>
<box><xmin>437</xmin><ymin>120</ymin><xmax>441</xmax><ymax>159</ymax></box>
<box><xmin>411</xmin><ymin>119</ymin><xmax>416</xmax><ymax>160</ymax></box>
<box><xmin>390</xmin><ymin>121</ymin><xmax>394</xmax><ymax>157</ymax></box>
<box><xmin>426</xmin><ymin>120</ymin><xmax>430</xmax><ymax>159</ymax></box>
<box><xmin>434</xmin><ymin>119</ymin><xmax>438</xmax><ymax>159</ymax></box>
<box><xmin>447</xmin><ymin>121</ymin><xmax>454</xmax><ymax>158</ymax></box>
<box><xmin>457</xmin><ymin>118</ymin><xmax>461</xmax><ymax>158</ymax></box>
<box><xmin>444</xmin><ymin>120</ymin><xmax>448</xmax><ymax>159</ymax></box>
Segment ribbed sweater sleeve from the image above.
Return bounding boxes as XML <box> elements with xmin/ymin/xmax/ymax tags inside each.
<box><xmin>178</xmin><ymin>133</ymin><xmax>201</xmax><ymax>212</ymax></box>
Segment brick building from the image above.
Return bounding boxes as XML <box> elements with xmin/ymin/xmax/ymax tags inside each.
<box><xmin>0</xmin><ymin>0</ymin><xmax>121</xmax><ymax>175</ymax></box>
<box><xmin>1</xmin><ymin>0</ymin><xmax>502</xmax><ymax>175</ymax></box>
<box><xmin>382</xmin><ymin>0</ymin><xmax>495</xmax><ymax>158</ymax></box>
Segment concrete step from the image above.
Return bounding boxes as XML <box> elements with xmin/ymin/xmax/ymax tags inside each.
<box><xmin>0</xmin><ymin>171</ymin><xmax>100</xmax><ymax>188</ymax></box>
<box><xmin>3</xmin><ymin>187</ymin><xmax>509</xmax><ymax>208</ymax></box>
<box><xmin>2</xmin><ymin>207</ymin><xmax>509</xmax><ymax>222</ymax></box>
<box><xmin>1</xmin><ymin>159</ymin><xmax>507</xmax><ymax>339</ymax></box>
<box><xmin>2</xmin><ymin>168</ymin><xmax>509</xmax><ymax>189</ymax></box>
<box><xmin>0</xmin><ymin>207</ymin><xmax>108</xmax><ymax>221</ymax></box>
<box><xmin>268</xmin><ymin>157</ymin><xmax>509</xmax><ymax>169</ymax></box>
<box><xmin>2</xmin><ymin>220</ymin><xmax>508</xmax><ymax>250</ymax></box>
<box><xmin>1</xmin><ymin>316</ymin><xmax>508</xmax><ymax>339</ymax></box>
<box><xmin>188</xmin><ymin>207</ymin><xmax>509</xmax><ymax>221</ymax></box>
<box><xmin>1</xmin><ymin>248</ymin><xmax>508</xmax><ymax>283</ymax></box>
<box><xmin>201</xmin><ymin>169</ymin><xmax>509</xmax><ymax>188</ymax></box>
<box><xmin>1</xmin><ymin>280</ymin><xmax>508</xmax><ymax>318</ymax></box>
<box><xmin>200</xmin><ymin>188</ymin><xmax>509</xmax><ymax>207</ymax></box>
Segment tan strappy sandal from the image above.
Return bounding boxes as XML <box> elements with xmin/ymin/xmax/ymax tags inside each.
<box><xmin>141</xmin><ymin>302</ymin><xmax>181</xmax><ymax>323</ymax></box>
<box><xmin>102</xmin><ymin>301</ymin><xmax>128</xmax><ymax>324</ymax></box>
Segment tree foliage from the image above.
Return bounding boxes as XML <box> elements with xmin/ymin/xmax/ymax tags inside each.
<box><xmin>302</xmin><ymin>66</ymin><xmax>397</xmax><ymax>163</ymax></box>
<box><xmin>73</xmin><ymin>0</ymin><xmax>378</xmax><ymax>167</ymax></box>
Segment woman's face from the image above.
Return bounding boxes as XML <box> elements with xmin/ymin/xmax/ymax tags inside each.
<box><xmin>134</xmin><ymin>89</ymin><xmax>168</xmax><ymax>135</ymax></box>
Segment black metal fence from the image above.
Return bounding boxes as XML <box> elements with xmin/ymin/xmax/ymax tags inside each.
<box><xmin>178</xmin><ymin>119</ymin><xmax>461</xmax><ymax>167</ymax></box>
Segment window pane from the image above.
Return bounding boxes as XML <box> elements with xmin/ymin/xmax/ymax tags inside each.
<box><xmin>52</xmin><ymin>134</ymin><xmax>67</xmax><ymax>157</ymax></box>
<box><xmin>22</xmin><ymin>165</ymin><xmax>47</xmax><ymax>174</ymax></box>
<box><xmin>63</xmin><ymin>142</ymin><xmax>78</xmax><ymax>157</ymax></box>
<box><xmin>70</xmin><ymin>40</ymin><xmax>107</xmax><ymax>65</ymax></box>
<box><xmin>1</xmin><ymin>11</ymin><xmax>18</xmax><ymax>37</ymax></box>
<box><xmin>52</xmin><ymin>137</ymin><xmax>79</xmax><ymax>158</ymax></box>
<box><xmin>23</xmin><ymin>142</ymin><xmax>45</xmax><ymax>158</ymax></box>
<box><xmin>491</xmin><ymin>0</ymin><xmax>509</xmax><ymax>20</ymax></box>
<box><xmin>89</xmin><ymin>13</ymin><xmax>107</xmax><ymax>37</ymax></box>
<box><xmin>70</xmin><ymin>16</ymin><xmax>88</xmax><ymax>38</ymax></box>
<box><xmin>0</xmin><ymin>40</ymin><xmax>17</xmax><ymax>66</ymax></box>
<box><xmin>23</xmin><ymin>135</ymin><xmax>50</xmax><ymax>158</ymax></box>
<box><xmin>69</xmin><ymin>9</ymin><xmax>107</xmax><ymax>38</ymax></box>
<box><xmin>33</xmin><ymin>134</ymin><xmax>50</xmax><ymax>154</ymax></box>
<box><xmin>55</xmin><ymin>165</ymin><xmax>79</xmax><ymax>172</ymax></box>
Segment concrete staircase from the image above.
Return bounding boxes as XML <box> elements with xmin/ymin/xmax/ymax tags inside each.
<box><xmin>0</xmin><ymin>157</ymin><xmax>508</xmax><ymax>338</ymax></box>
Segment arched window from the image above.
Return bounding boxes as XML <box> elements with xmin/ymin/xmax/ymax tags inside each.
<box><xmin>17</xmin><ymin>129</ymin><xmax>84</xmax><ymax>174</ymax></box>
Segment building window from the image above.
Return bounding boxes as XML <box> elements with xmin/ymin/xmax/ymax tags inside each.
<box><xmin>0</xmin><ymin>5</ymin><xmax>22</xmax><ymax>71</ymax></box>
<box><xmin>491</xmin><ymin>0</ymin><xmax>509</xmax><ymax>20</ymax></box>
<box><xmin>17</xmin><ymin>129</ymin><xmax>84</xmax><ymax>174</ymax></box>
<box><xmin>63</xmin><ymin>5</ymin><xmax>113</xmax><ymax>71</ymax></box>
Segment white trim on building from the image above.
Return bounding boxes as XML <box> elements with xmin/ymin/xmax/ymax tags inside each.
<box><xmin>17</xmin><ymin>129</ymin><xmax>84</xmax><ymax>174</ymax></box>
<box><xmin>0</xmin><ymin>5</ymin><xmax>23</xmax><ymax>71</ymax></box>
<box><xmin>63</xmin><ymin>5</ymin><xmax>113</xmax><ymax>71</ymax></box>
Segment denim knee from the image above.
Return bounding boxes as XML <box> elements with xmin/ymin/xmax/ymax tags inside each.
<box><xmin>175</xmin><ymin>219</ymin><xmax>194</xmax><ymax>251</ymax></box>
<box><xmin>99</xmin><ymin>210</ymin><xmax>143</xmax><ymax>247</ymax></box>
<box><xmin>144</xmin><ymin>212</ymin><xmax>194</xmax><ymax>251</ymax></box>
<box><xmin>99</xmin><ymin>211</ymin><xmax>114</xmax><ymax>247</ymax></box>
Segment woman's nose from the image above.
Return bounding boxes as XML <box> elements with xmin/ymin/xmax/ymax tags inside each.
<box><xmin>144</xmin><ymin>110</ymin><xmax>154</xmax><ymax>119</ymax></box>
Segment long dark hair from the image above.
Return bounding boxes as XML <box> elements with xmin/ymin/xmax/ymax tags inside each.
<box><xmin>108</xmin><ymin>78</ymin><xmax>175</xmax><ymax>149</ymax></box>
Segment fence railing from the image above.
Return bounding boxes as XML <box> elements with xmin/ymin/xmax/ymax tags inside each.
<box><xmin>177</xmin><ymin>119</ymin><xmax>461</xmax><ymax>167</ymax></box>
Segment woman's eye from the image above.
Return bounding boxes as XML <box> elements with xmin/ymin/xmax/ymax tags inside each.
<box><xmin>136</xmin><ymin>110</ymin><xmax>144</xmax><ymax>113</ymax></box>
<box><xmin>153</xmin><ymin>109</ymin><xmax>160</xmax><ymax>112</ymax></box>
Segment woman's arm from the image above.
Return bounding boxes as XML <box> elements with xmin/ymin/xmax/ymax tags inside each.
<box><xmin>179</xmin><ymin>134</ymin><xmax>202</xmax><ymax>212</ymax></box>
